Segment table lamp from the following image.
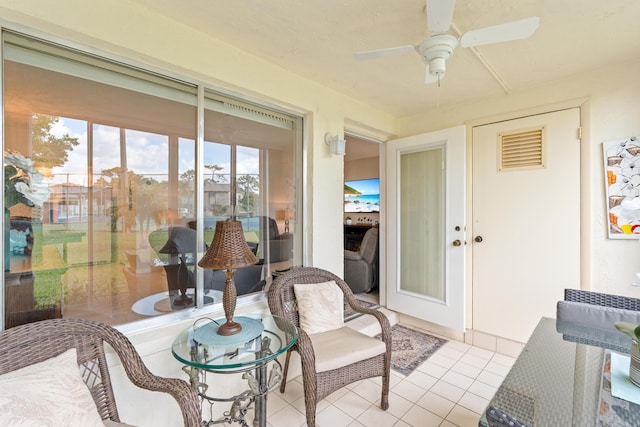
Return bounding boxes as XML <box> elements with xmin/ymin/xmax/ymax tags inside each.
<box><xmin>198</xmin><ymin>219</ymin><xmax>258</xmax><ymax>335</ymax></box>
<box><xmin>158</xmin><ymin>227</ymin><xmax>196</xmax><ymax>307</ymax></box>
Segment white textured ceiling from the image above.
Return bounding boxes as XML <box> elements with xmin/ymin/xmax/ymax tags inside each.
<box><xmin>131</xmin><ymin>0</ymin><xmax>640</xmax><ymax>118</ymax></box>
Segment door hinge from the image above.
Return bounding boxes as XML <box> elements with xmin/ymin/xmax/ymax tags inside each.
<box><xmin>577</xmin><ymin>127</ymin><xmax>582</xmax><ymax>140</ymax></box>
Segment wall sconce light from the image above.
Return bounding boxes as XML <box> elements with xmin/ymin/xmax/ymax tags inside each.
<box><xmin>325</xmin><ymin>133</ymin><xmax>346</xmax><ymax>156</ymax></box>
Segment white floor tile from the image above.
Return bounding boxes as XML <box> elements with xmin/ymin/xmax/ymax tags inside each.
<box><xmin>325</xmin><ymin>386</ymin><xmax>351</xmax><ymax>403</ymax></box>
<box><xmin>332</xmin><ymin>390</ymin><xmax>371</xmax><ymax>419</ymax></box>
<box><xmin>427</xmin><ymin>353</ymin><xmax>458</xmax><ymax>369</ymax></box>
<box><xmin>266</xmin><ymin>392</ymin><xmax>289</xmax><ymax>417</ymax></box>
<box><xmin>450</xmin><ymin>361</ymin><xmax>482</xmax><ymax>379</ymax></box>
<box><xmin>400</xmin><ymin>405</ymin><xmax>443</xmax><ymax>427</ymax></box>
<box><xmin>475</xmin><ymin>370</ymin><xmax>505</xmax><ymax>388</ymax></box>
<box><xmin>416</xmin><ymin>360</ymin><xmax>448</xmax><ymax>379</ymax></box>
<box><xmin>270</xmin><ymin>322</ymin><xmax>511</xmax><ymax>427</ymax></box>
<box><xmin>467</xmin><ymin>346</ymin><xmax>495</xmax><ymax>360</ymax></box>
<box><xmin>279</xmin><ymin>378</ymin><xmax>305</xmax><ymax>403</ymax></box>
<box><xmin>440</xmin><ymin>370</ymin><xmax>475</xmax><ymax>390</ymax></box>
<box><xmin>459</xmin><ymin>353</ymin><xmax>491</xmax><ymax>370</ymax></box>
<box><xmin>391</xmin><ymin>379</ymin><xmax>428</xmax><ymax>403</ymax></box>
<box><xmin>430</xmin><ymin>380</ymin><xmax>466</xmax><ymax>402</ymax></box>
<box><xmin>316</xmin><ymin>404</ymin><xmax>354</xmax><ymax>427</ymax></box>
<box><xmin>467</xmin><ymin>380</ymin><xmax>498</xmax><ymax>399</ymax></box>
<box><xmin>267</xmin><ymin>405</ymin><xmax>307</xmax><ymax>427</ymax></box>
<box><xmin>385</xmin><ymin>392</ymin><xmax>413</xmax><ymax>419</ymax></box>
<box><xmin>351</xmin><ymin>378</ymin><xmax>383</xmax><ymax>403</ymax></box>
<box><xmin>483</xmin><ymin>360</ymin><xmax>511</xmax><ymax>377</ymax></box>
<box><xmin>458</xmin><ymin>391</ymin><xmax>490</xmax><ymax>414</ymax></box>
<box><xmin>443</xmin><ymin>340</ymin><xmax>471</xmax><ymax>353</ymax></box>
<box><xmin>356</xmin><ymin>405</ymin><xmax>400</xmax><ymax>426</ymax></box>
<box><xmin>405</xmin><ymin>369</ymin><xmax>438</xmax><ymax>389</ymax></box>
<box><xmin>490</xmin><ymin>353</ymin><xmax>516</xmax><ymax>368</ymax></box>
<box><xmin>435</xmin><ymin>345</ymin><xmax>465</xmax><ymax>360</ymax></box>
<box><xmin>415</xmin><ymin>391</ymin><xmax>455</xmax><ymax>418</ymax></box>
<box><xmin>446</xmin><ymin>404</ymin><xmax>483</xmax><ymax>427</ymax></box>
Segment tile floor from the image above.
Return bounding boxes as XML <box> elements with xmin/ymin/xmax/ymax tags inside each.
<box><xmin>264</xmin><ymin>330</ymin><xmax>518</xmax><ymax>426</ymax></box>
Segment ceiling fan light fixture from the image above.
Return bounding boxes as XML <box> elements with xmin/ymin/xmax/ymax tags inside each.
<box><xmin>429</xmin><ymin>57</ymin><xmax>446</xmax><ymax>76</ymax></box>
<box><xmin>419</xmin><ymin>34</ymin><xmax>457</xmax><ymax>76</ymax></box>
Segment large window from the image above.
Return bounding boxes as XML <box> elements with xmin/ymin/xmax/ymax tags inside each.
<box><xmin>2</xmin><ymin>32</ymin><xmax>302</xmax><ymax>329</ymax></box>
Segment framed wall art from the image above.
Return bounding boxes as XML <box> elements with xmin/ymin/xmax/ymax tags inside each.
<box><xmin>603</xmin><ymin>135</ymin><xmax>640</xmax><ymax>239</ymax></box>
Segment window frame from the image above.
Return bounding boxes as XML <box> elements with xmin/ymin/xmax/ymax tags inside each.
<box><xmin>0</xmin><ymin>27</ymin><xmax>305</xmax><ymax>332</ymax></box>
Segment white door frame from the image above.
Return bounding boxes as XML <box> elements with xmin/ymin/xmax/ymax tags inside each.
<box><xmin>384</xmin><ymin>125</ymin><xmax>466</xmax><ymax>332</ymax></box>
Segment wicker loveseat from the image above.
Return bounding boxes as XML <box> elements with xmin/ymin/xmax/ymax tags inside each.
<box><xmin>0</xmin><ymin>318</ymin><xmax>200</xmax><ymax>426</ymax></box>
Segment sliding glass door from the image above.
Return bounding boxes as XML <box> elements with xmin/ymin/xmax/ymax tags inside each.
<box><xmin>2</xmin><ymin>31</ymin><xmax>302</xmax><ymax>329</ymax></box>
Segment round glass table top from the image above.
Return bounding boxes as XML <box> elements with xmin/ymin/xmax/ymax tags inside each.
<box><xmin>171</xmin><ymin>313</ymin><xmax>298</xmax><ymax>370</ymax></box>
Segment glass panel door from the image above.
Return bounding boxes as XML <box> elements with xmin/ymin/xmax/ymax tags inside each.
<box><xmin>386</xmin><ymin>126</ymin><xmax>466</xmax><ymax>332</ymax></box>
<box><xmin>400</xmin><ymin>148</ymin><xmax>445</xmax><ymax>301</ymax></box>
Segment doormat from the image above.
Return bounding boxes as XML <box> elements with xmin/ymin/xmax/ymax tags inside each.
<box><xmin>344</xmin><ymin>300</ymin><xmax>379</xmax><ymax>322</ymax></box>
<box><xmin>377</xmin><ymin>324</ymin><xmax>448</xmax><ymax>376</ymax></box>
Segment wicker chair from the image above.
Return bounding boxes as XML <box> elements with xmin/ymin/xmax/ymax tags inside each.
<box><xmin>0</xmin><ymin>318</ymin><xmax>201</xmax><ymax>426</ymax></box>
<box><xmin>267</xmin><ymin>267</ymin><xmax>391</xmax><ymax>427</ymax></box>
<box><xmin>558</xmin><ymin>288</ymin><xmax>640</xmax><ymax>353</ymax></box>
<box><xmin>564</xmin><ymin>288</ymin><xmax>640</xmax><ymax>310</ymax></box>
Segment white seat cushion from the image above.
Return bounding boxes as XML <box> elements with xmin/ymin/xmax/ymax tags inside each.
<box><xmin>309</xmin><ymin>326</ymin><xmax>386</xmax><ymax>373</ymax></box>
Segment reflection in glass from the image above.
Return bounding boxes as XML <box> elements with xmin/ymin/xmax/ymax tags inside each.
<box><xmin>3</xmin><ymin>32</ymin><xmax>300</xmax><ymax>328</ymax></box>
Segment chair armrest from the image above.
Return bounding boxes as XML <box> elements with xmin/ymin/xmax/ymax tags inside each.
<box><xmin>103</xmin><ymin>325</ymin><xmax>201</xmax><ymax>426</ymax></box>
<box><xmin>344</xmin><ymin>250</ymin><xmax>362</xmax><ymax>261</ymax></box>
<box><xmin>343</xmin><ymin>296</ymin><xmax>392</xmax><ymax>345</ymax></box>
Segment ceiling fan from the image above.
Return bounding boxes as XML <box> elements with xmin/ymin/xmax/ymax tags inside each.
<box><xmin>354</xmin><ymin>0</ymin><xmax>539</xmax><ymax>84</ymax></box>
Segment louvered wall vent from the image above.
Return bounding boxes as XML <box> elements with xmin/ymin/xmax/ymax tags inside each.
<box><xmin>498</xmin><ymin>126</ymin><xmax>545</xmax><ymax>171</ymax></box>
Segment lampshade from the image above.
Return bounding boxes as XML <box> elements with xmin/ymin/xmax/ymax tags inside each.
<box><xmin>198</xmin><ymin>219</ymin><xmax>258</xmax><ymax>336</ymax></box>
<box><xmin>198</xmin><ymin>219</ymin><xmax>258</xmax><ymax>270</ymax></box>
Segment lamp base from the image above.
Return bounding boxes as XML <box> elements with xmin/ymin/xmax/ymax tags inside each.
<box><xmin>173</xmin><ymin>294</ymin><xmax>193</xmax><ymax>306</ymax></box>
<box><xmin>217</xmin><ymin>320</ymin><xmax>243</xmax><ymax>336</ymax></box>
<box><xmin>218</xmin><ymin>268</ymin><xmax>242</xmax><ymax>336</ymax></box>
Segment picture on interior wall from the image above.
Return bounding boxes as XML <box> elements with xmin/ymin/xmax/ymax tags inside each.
<box><xmin>344</xmin><ymin>178</ymin><xmax>380</xmax><ymax>213</ymax></box>
<box><xmin>603</xmin><ymin>135</ymin><xmax>640</xmax><ymax>239</ymax></box>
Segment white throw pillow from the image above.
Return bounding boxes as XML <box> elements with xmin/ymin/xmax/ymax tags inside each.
<box><xmin>294</xmin><ymin>280</ymin><xmax>344</xmax><ymax>334</ymax></box>
<box><xmin>0</xmin><ymin>348</ymin><xmax>105</xmax><ymax>427</ymax></box>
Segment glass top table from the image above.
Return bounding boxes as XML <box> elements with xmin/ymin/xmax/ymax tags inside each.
<box><xmin>172</xmin><ymin>313</ymin><xmax>297</xmax><ymax>427</ymax></box>
<box><xmin>479</xmin><ymin>317</ymin><xmax>639</xmax><ymax>427</ymax></box>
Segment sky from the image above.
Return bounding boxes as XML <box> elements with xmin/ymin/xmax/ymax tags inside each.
<box><xmin>48</xmin><ymin>116</ymin><xmax>259</xmax><ymax>186</ymax></box>
<box><xmin>345</xmin><ymin>178</ymin><xmax>380</xmax><ymax>195</ymax></box>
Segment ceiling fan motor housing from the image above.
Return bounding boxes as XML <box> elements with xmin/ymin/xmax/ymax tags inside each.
<box><xmin>418</xmin><ymin>34</ymin><xmax>458</xmax><ymax>76</ymax></box>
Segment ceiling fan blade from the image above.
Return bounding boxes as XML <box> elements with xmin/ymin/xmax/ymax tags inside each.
<box><xmin>459</xmin><ymin>16</ymin><xmax>539</xmax><ymax>48</ymax></box>
<box><xmin>426</xmin><ymin>0</ymin><xmax>456</xmax><ymax>34</ymax></box>
<box><xmin>353</xmin><ymin>45</ymin><xmax>416</xmax><ymax>61</ymax></box>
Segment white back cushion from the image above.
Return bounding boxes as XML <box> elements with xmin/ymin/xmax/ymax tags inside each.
<box><xmin>294</xmin><ymin>280</ymin><xmax>344</xmax><ymax>334</ymax></box>
<box><xmin>0</xmin><ymin>348</ymin><xmax>105</xmax><ymax>427</ymax></box>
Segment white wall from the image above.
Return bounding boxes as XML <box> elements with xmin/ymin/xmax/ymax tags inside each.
<box><xmin>0</xmin><ymin>1</ymin><xmax>396</xmax><ymax>425</ymax></box>
<box><xmin>0</xmin><ymin>0</ymin><xmax>398</xmax><ymax>278</ymax></box>
<box><xmin>399</xmin><ymin>59</ymin><xmax>640</xmax><ymax>303</ymax></box>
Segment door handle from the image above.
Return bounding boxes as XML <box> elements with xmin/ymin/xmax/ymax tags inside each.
<box><xmin>452</xmin><ymin>239</ymin><xmax>462</xmax><ymax>247</ymax></box>
<box><xmin>474</xmin><ymin>236</ymin><xmax>483</xmax><ymax>243</ymax></box>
